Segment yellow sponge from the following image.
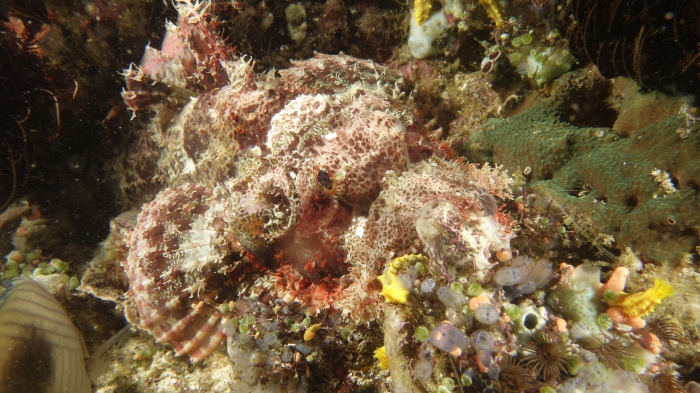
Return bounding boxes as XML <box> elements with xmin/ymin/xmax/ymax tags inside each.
<box><xmin>615</xmin><ymin>279</ymin><xmax>674</xmax><ymax>317</ymax></box>
<box><xmin>374</xmin><ymin>346</ymin><xmax>389</xmax><ymax>370</ymax></box>
<box><xmin>413</xmin><ymin>0</ymin><xmax>433</xmax><ymax>26</ymax></box>
<box><xmin>377</xmin><ymin>254</ymin><xmax>429</xmax><ymax>304</ymax></box>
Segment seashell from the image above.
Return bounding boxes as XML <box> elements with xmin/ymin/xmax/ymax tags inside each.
<box><xmin>0</xmin><ymin>278</ymin><xmax>91</xmax><ymax>393</ymax></box>
<box><xmin>123</xmin><ymin>184</ymin><xmax>240</xmax><ymax>362</ymax></box>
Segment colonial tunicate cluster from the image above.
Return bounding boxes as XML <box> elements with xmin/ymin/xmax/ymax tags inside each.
<box><xmin>493</xmin><ymin>256</ymin><xmax>554</xmax><ymax>296</ymax></box>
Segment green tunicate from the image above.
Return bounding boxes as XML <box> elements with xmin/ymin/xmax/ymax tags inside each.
<box><xmin>436</xmin><ymin>386</ymin><xmax>451</xmax><ymax>393</ymax></box>
<box><xmin>562</xmin><ymin>49</ymin><xmax>570</xmax><ymax>56</ymax></box>
<box><xmin>539</xmin><ymin>217</ymin><xmax>549</xmax><ymax>225</ymax></box>
<box><xmin>307</xmin><ymin>352</ymin><xmax>318</xmax><ymax>362</ymax></box>
<box><xmin>568</xmin><ymin>355</ymin><xmax>583</xmax><ymax>374</ymax></box>
<box><xmin>414</xmin><ymin>326</ymin><xmax>430</xmax><ymax>342</ymax></box>
<box><xmin>245</xmin><ymin>315</ymin><xmax>256</xmax><ymax>325</ymax></box>
<box><xmin>561</xmin><ymin>330</ymin><xmax>570</xmax><ymax>342</ymax></box>
<box><xmin>521</xmin><ymin>33</ymin><xmax>533</xmax><ymax>45</ymax></box>
<box><xmin>230</xmin><ymin>317</ymin><xmax>239</xmax><ymax>326</ymax></box>
<box><xmin>451</xmin><ymin>282</ymin><xmax>464</xmax><ymax>293</ymax></box>
<box><xmin>415</xmin><ymin>262</ymin><xmax>425</xmax><ymax>273</ymax></box>
<box><xmin>50</xmin><ymin>258</ymin><xmax>69</xmax><ymax>272</ymax></box>
<box><xmin>467</xmin><ymin>283</ymin><xmax>482</xmax><ymax>296</ymax></box>
<box><xmin>220</xmin><ymin>303</ymin><xmax>231</xmax><ymax>313</ymax></box>
<box><xmin>239</xmin><ymin>323</ymin><xmax>250</xmax><ymax>334</ymax></box>
<box><xmin>597</xmin><ymin>313</ymin><xmax>613</xmax><ymax>330</ymax></box>
<box><xmin>139</xmin><ymin>349</ymin><xmax>154</xmax><ymax>359</ymax></box>
<box><xmin>302</xmin><ymin>316</ymin><xmax>312</xmax><ymax>326</ymax></box>
<box><xmin>511</xmin><ymin>53</ymin><xmax>522</xmax><ymax>63</ymax></box>
<box><xmin>460</xmin><ymin>374</ymin><xmax>472</xmax><ymax>387</ymax></box>
<box><xmin>503</xmin><ymin>304</ymin><xmax>521</xmax><ymax>320</ymax></box>
<box><xmin>291</xmin><ymin>323</ymin><xmax>301</xmax><ymax>333</ymax></box>
<box><xmin>557</xmin><ymin>226</ymin><xmax>567</xmax><ymax>234</ymax></box>
<box><xmin>512</xmin><ymin>36</ymin><xmax>522</xmax><ymax>47</ymax></box>
<box><xmin>530</xmin><ymin>49</ymin><xmax>537</xmax><ymax>56</ymax></box>
<box><xmin>441</xmin><ymin>377</ymin><xmax>455</xmax><ymax>390</ymax></box>
<box><xmin>5</xmin><ymin>260</ymin><xmax>18</xmax><ymax>270</ymax></box>
<box><xmin>514</xmin><ymin>196</ymin><xmax>524</xmax><ymax>203</ymax></box>
<box><xmin>603</xmin><ymin>289</ymin><xmax>619</xmax><ymax>303</ymax></box>
<box><xmin>340</xmin><ymin>327</ymin><xmax>352</xmax><ymax>341</ymax></box>
<box><xmin>535</xmin><ymin>53</ymin><xmax>546</xmax><ymax>63</ymax></box>
<box><xmin>540</xmin><ymin>387</ymin><xmax>556</xmax><ymax>393</ymax></box>
<box><xmin>26</xmin><ymin>252</ymin><xmax>39</xmax><ymax>263</ymax></box>
<box><xmin>38</xmin><ymin>261</ymin><xmax>48</xmax><ymax>269</ymax></box>
<box><xmin>59</xmin><ymin>274</ymin><xmax>70</xmax><ymax>284</ymax></box>
<box><xmin>462</xmin><ymin>305</ymin><xmax>473</xmax><ymax>316</ymax></box>
<box><xmin>69</xmin><ymin>276</ymin><xmax>79</xmax><ymax>290</ymax></box>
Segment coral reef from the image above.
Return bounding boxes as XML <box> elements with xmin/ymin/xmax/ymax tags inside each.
<box><xmin>3</xmin><ymin>0</ymin><xmax>700</xmax><ymax>392</ymax></box>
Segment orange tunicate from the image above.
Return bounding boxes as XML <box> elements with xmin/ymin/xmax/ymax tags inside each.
<box><xmin>555</xmin><ymin>318</ymin><xmax>567</xmax><ymax>332</ymax></box>
<box><xmin>601</xmin><ymin>266</ymin><xmax>629</xmax><ymax>293</ymax></box>
<box><xmin>606</xmin><ymin>307</ymin><xmax>646</xmax><ymax>328</ymax></box>
<box><xmin>637</xmin><ymin>330</ymin><xmax>662</xmax><ymax>354</ymax></box>
<box><xmin>495</xmin><ymin>250</ymin><xmax>511</xmax><ymax>261</ymax></box>
<box><xmin>469</xmin><ymin>295</ymin><xmax>492</xmax><ymax>311</ymax></box>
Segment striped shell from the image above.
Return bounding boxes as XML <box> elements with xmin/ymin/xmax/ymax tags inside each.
<box><xmin>0</xmin><ymin>278</ymin><xmax>91</xmax><ymax>393</ymax></box>
<box><xmin>123</xmin><ymin>184</ymin><xmax>240</xmax><ymax>362</ymax></box>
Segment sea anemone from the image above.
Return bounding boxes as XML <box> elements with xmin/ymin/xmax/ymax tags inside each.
<box><xmin>521</xmin><ymin>332</ymin><xmax>574</xmax><ymax>381</ymax></box>
<box><xmin>498</xmin><ymin>356</ymin><xmax>539</xmax><ymax>393</ymax></box>
<box><xmin>646</xmin><ymin>315</ymin><xmax>684</xmax><ymax>346</ymax></box>
<box><xmin>585</xmin><ymin>335</ymin><xmax>637</xmax><ymax>371</ymax></box>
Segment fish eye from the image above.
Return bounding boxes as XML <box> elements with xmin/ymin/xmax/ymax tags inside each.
<box><xmin>317</xmin><ymin>169</ymin><xmax>333</xmax><ymax>190</ymax></box>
